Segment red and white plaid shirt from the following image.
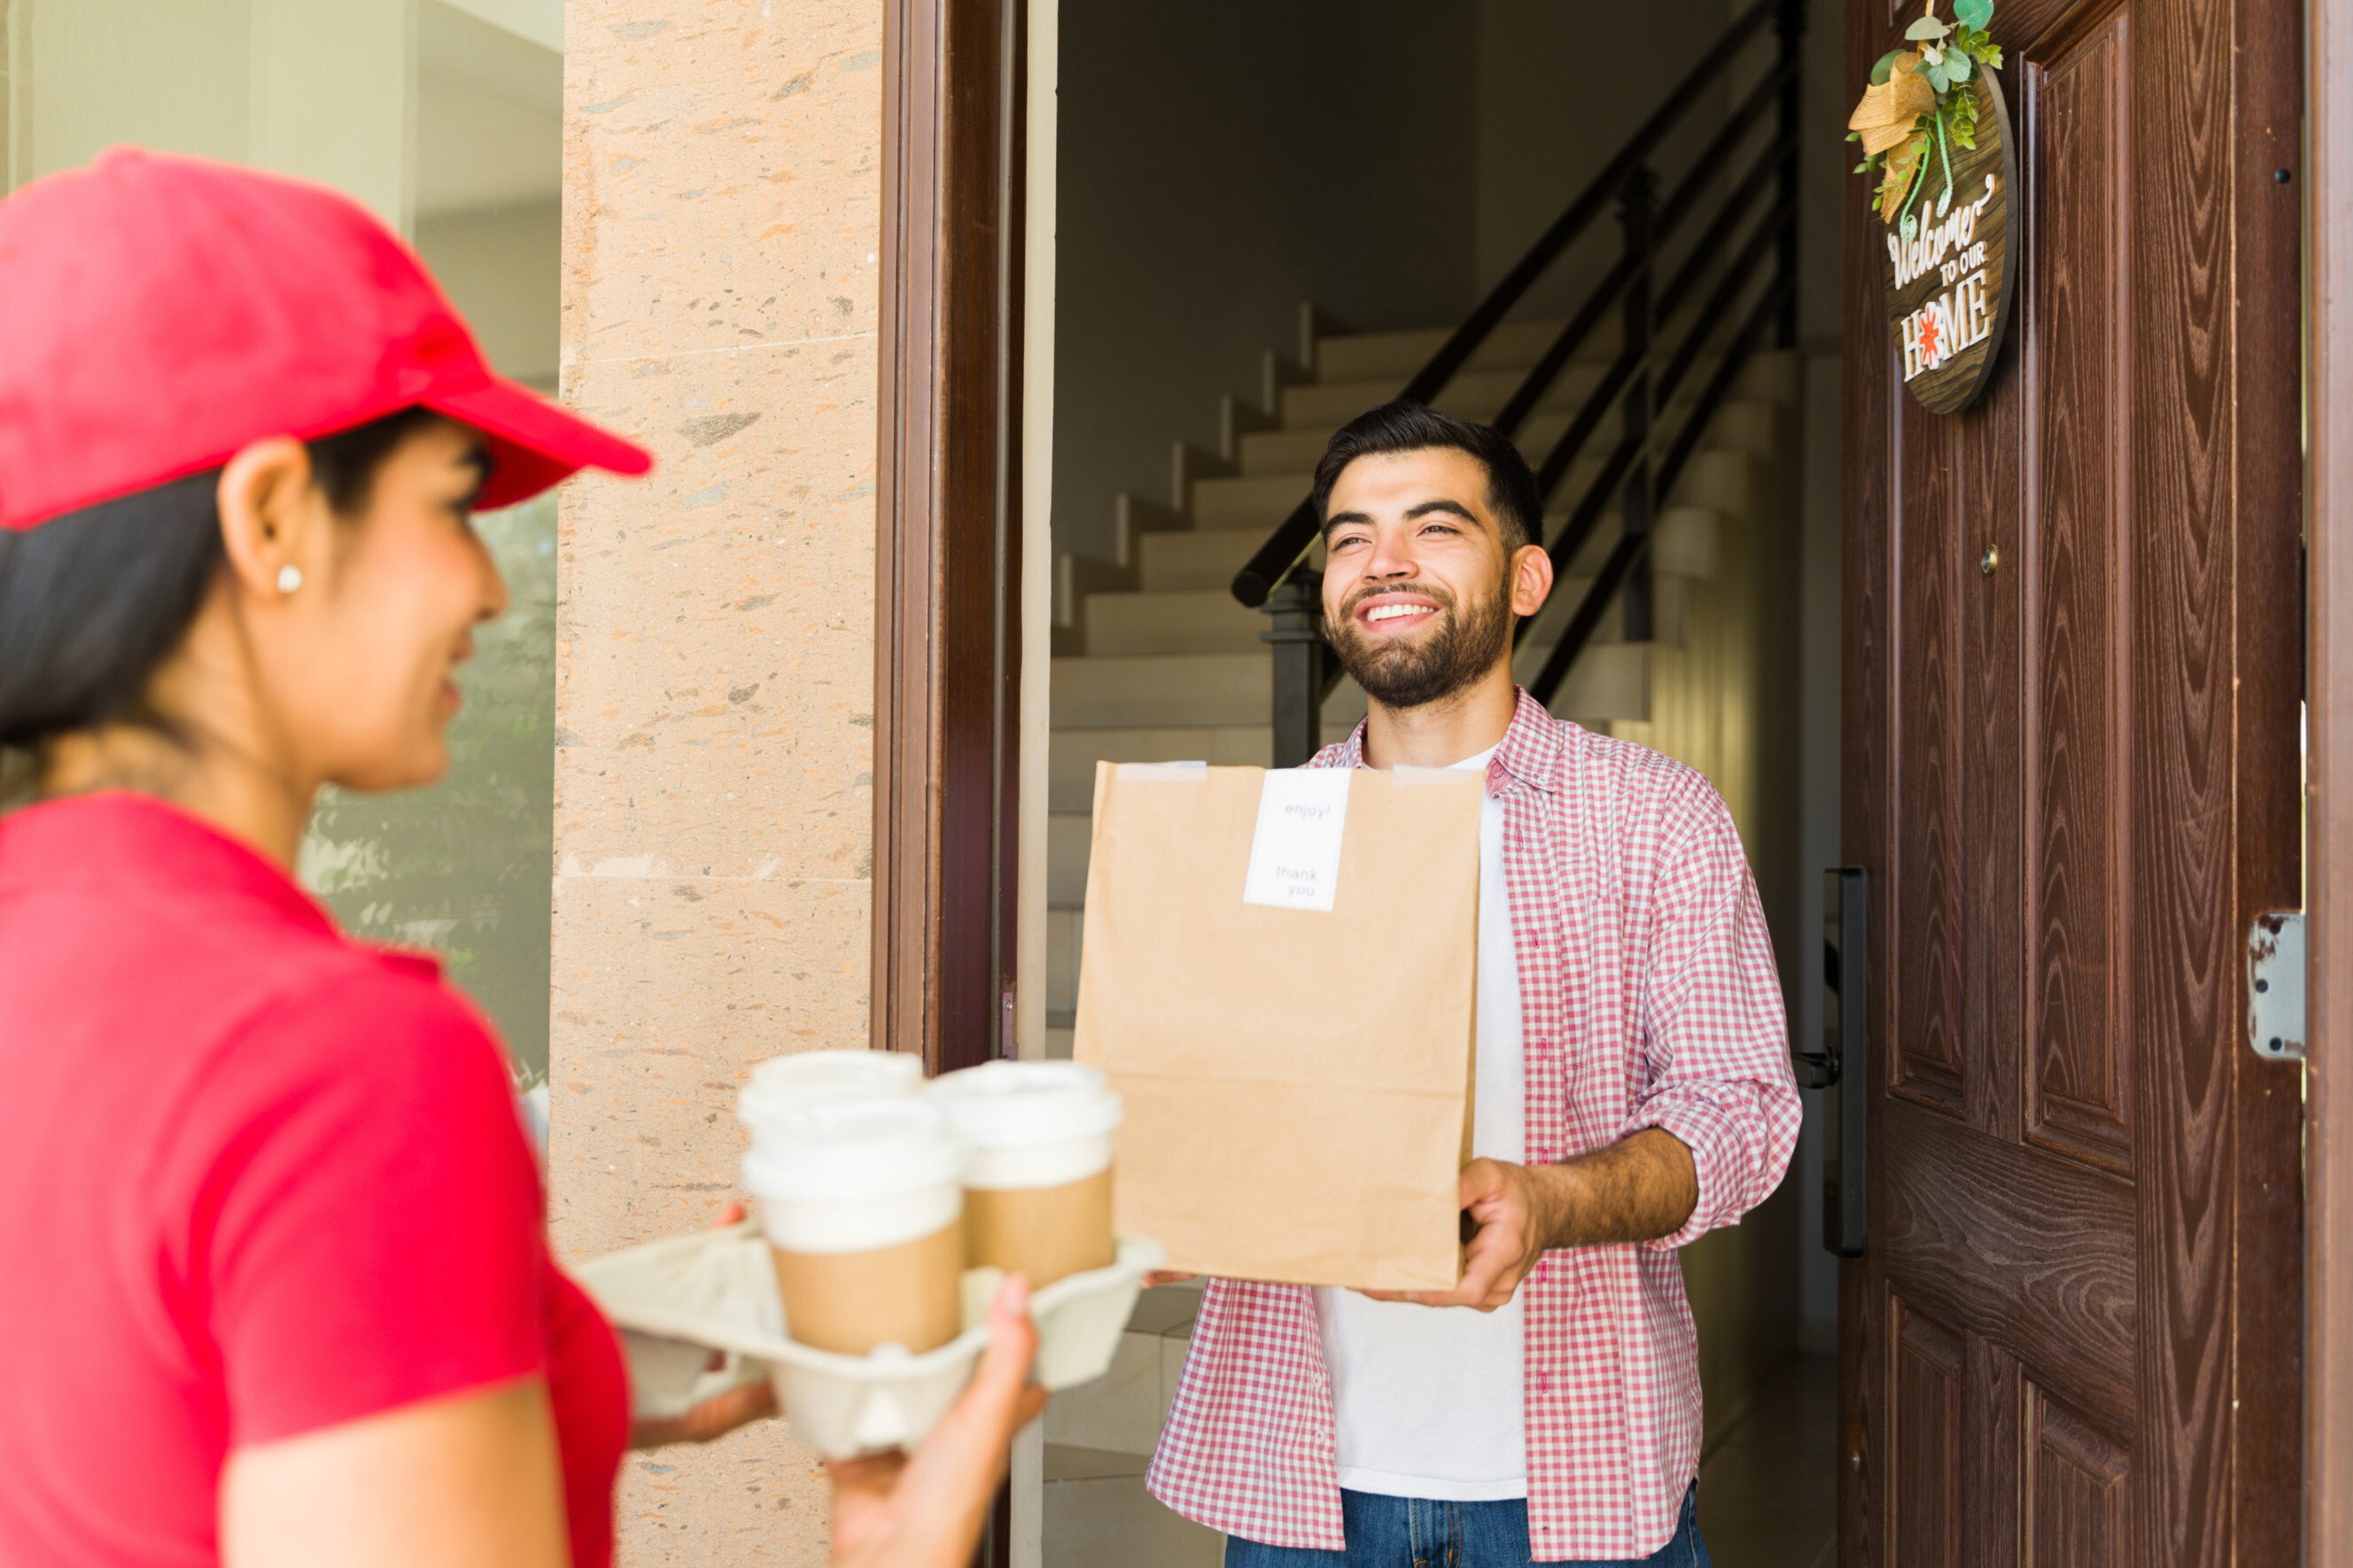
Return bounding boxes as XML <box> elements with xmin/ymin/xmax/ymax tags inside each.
<box><xmin>1145</xmin><ymin>690</ymin><xmax>1802</xmax><ymax>1560</ymax></box>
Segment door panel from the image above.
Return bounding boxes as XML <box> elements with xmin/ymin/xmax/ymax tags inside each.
<box><xmin>2023</xmin><ymin>7</ymin><xmax>2135</xmax><ymax>1173</ymax></box>
<box><xmin>1840</xmin><ymin>0</ymin><xmax>2303</xmax><ymax>1553</ymax></box>
<box><xmin>1879</xmin><ymin>1099</ymin><xmax>2136</xmax><ymax>1416</ymax></box>
<box><xmin>1892</xmin><ymin>408</ymin><xmax>1966</xmax><ymax>1112</ymax></box>
<box><xmin>1890</xmin><ymin>1300</ymin><xmax>1964</xmax><ymax>1568</ymax></box>
<box><xmin>2026</xmin><ymin>1384</ymin><xmax>2132</xmax><ymax>1568</ymax></box>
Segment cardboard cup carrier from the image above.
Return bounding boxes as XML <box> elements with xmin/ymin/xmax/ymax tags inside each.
<box><xmin>576</xmin><ymin>1051</ymin><xmax>1162</xmax><ymax>1456</ymax></box>
<box><xmin>928</xmin><ymin>1061</ymin><xmax>1122</xmax><ymax>1287</ymax></box>
<box><xmin>742</xmin><ymin>1096</ymin><xmax>966</xmax><ymax>1356</ymax></box>
<box><xmin>578</xmin><ymin>1221</ymin><xmax>1165</xmax><ymax>1457</ymax></box>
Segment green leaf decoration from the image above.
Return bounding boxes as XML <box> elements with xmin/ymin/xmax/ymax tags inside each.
<box><xmin>1870</xmin><ymin>49</ymin><xmax>1905</xmax><ymax>84</ymax></box>
<box><xmin>1926</xmin><ymin>60</ymin><xmax>1951</xmax><ymax>91</ymax></box>
<box><xmin>1906</xmin><ymin>14</ymin><xmax>1952</xmax><ymax>39</ymax></box>
<box><xmin>1954</xmin><ymin>0</ymin><xmax>1992</xmax><ymax>27</ymax></box>
<box><xmin>1945</xmin><ymin>50</ymin><xmax>1971</xmax><ymax>82</ymax></box>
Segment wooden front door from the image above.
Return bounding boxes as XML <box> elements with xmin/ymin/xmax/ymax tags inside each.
<box><xmin>1838</xmin><ymin>0</ymin><xmax>2305</xmax><ymax>1558</ymax></box>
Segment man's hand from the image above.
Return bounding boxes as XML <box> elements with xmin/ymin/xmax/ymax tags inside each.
<box><xmin>1359</xmin><ymin>1129</ymin><xmax>1700</xmax><ymax>1312</ymax></box>
<box><xmin>1359</xmin><ymin>1159</ymin><xmax>1557</xmax><ymax>1310</ymax></box>
<box><xmin>827</xmin><ymin>1276</ymin><xmax>1049</xmax><ymax>1568</ymax></box>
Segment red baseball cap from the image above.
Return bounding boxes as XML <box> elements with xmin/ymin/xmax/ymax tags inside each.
<box><xmin>0</xmin><ymin>147</ymin><xmax>651</xmax><ymax>532</ymax></box>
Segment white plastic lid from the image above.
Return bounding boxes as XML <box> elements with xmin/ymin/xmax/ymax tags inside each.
<box><xmin>928</xmin><ymin>1063</ymin><xmax>1122</xmax><ymax>1190</ymax></box>
<box><xmin>738</xmin><ymin>1050</ymin><xmax>923</xmax><ymax>1137</ymax></box>
<box><xmin>741</xmin><ymin>1095</ymin><xmax>967</xmax><ymax>1206</ymax></box>
<box><xmin>928</xmin><ymin>1060</ymin><xmax>1121</xmax><ymax>1145</ymax></box>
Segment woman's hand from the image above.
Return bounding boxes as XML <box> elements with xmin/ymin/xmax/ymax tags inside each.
<box><xmin>630</xmin><ymin>1202</ymin><xmax>780</xmax><ymax>1449</ymax></box>
<box><xmin>826</xmin><ymin>1276</ymin><xmax>1048</xmax><ymax>1568</ymax></box>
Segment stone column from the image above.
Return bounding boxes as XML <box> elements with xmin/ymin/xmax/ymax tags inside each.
<box><xmin>555</xmin><ymin>3</ymin><xmax>883</xmax><ymax>1559</ymax></box>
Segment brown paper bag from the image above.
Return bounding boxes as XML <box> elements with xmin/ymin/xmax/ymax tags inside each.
<box><xmin>1073</xmin><ymin>761</ymin><xmax>1480</xmax><ymax>1290</ymax></box>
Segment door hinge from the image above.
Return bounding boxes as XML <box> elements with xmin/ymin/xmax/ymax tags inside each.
<box><xmin>2247</xmin><ymin>911</ymin><xmax>2305</xmax><ymax>1061</ymax></box>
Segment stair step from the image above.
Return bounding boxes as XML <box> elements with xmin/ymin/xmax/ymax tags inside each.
<box><xmin>1549</xmin><ymin>504</ymin><xmax>1720</xmax><ymax>578</ymax></box>
<box><xmin>1518</xmin><ymin>640</ymin><xmax>1650</xmax><ymax>722</ymax></box>
<box><xmin>1239</xmin><ymin>401</ymin><xmax>1626</xmax><ymax>480</ymax></box>
<box><xmin>1192</xmin><ymin>453</ymin><xmax>1612</xmax><ymax>534</ymax></box>
<box><xmin>1084</xmin><ymin>587</ymin><xmax>1269</xmax><ymax>656</ymax></box>
<box><xmin>1052</xmin><ymin>653</ymin><xmax>1272</xmax><ymax>728</ymax></box>
<box><xmin>1139</xmin><ymin>527</ymin><xmax>1324</xmax><ymax>594</ymax></box>
<box><xmin>1046</xmin><ymin>648</ymin><xmax>1362</xmax><ymax>736</ymax></box>
<box><xmin>1277</xmin><ymin>361</ymin><xmax>1612</xmax><ymax>435</ymax></box>
<box><xmin>1666</xmin><ymin>446</ymin><xmax>1757</xmax><ymax>520</ymax></box>
<box><xmin>1526</xmin><ymin>573</ymin><xmax>1689</xmax><ymax>648</ymax></box>
<box><xmin>1188</xmin><ymin>472</ymin><xmax>1314</xmax><ymax>532</ymax></box>
<box><xmin>1315</xmin><ymin>317</ymin><xmax>1604</xmax><ymax>384</ymax></box>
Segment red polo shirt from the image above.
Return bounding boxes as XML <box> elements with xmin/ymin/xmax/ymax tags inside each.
<box><xmin>0</xmin><ymin>793</ymin><xmax>628</xmax><ymax>1566</ymax></box>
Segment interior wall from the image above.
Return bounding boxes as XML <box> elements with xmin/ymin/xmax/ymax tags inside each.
<box><xmin>1791</xmin><ymin>0</ymin><xmax>1848</xmax><ymax>1354</ymax></box>
<box><xmin>1050</xmin><ymin>0</ymin><xmax>1477</xmax><ymax>563</ymax></box>
<box><xmin>1472</xmin><ymin>0</ymin><xmax>1734</xmax><ymax>314</ymax></box>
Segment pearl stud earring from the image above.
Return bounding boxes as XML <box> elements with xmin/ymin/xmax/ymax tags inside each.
<box><xmin>276</xmin><ymin>563</ymin><xmax>302</xmax><ymax>594</ymax></box>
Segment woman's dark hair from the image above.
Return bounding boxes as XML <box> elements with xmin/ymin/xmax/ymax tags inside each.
<box><xmin>1309</xmin><ymin>400</ymin><xmax>1543</xmax><ymax>555</ymax></box>
<box><xmin>0</xmin><ymin>406</ymin><xmax>441</xmax><ymax>754</ymax></box>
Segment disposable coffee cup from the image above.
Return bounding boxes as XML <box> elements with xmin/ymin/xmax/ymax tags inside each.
<box><xmin>927</xmin><ymin>1061</ymin><xmax>1122</xmax><ymax>1288</ymax></box>
<box><xmin>737</xmin><ymin>1050</ymin><xmax>922</xmax><ymax>1141</ymax></box>
<box><xmin>742</xmin><ymin>1097</ymin><xmax>967</xmax><ymax>1356</ymax></box>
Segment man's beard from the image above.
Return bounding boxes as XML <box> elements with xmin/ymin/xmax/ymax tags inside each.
<box><xmin>1324</xmin><ymin>573</ymin><xmax>1513</xmax><ymax>711</ymax></box>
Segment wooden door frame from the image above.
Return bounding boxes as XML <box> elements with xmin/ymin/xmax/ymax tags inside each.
<box><xmin>874</xmin><ymin>0</ymin><xmax>1026</xmax><ymax>1081</ymax></box>
<box><xmin>2307</xmin><ymin>0</ymin><xmax>2353</xmax><ymax>1556</ymax></box>
<box><xmin>1838</xmin><ymin>0</ymin><xmax>2307</xmax><ymax>1557</ymax></box>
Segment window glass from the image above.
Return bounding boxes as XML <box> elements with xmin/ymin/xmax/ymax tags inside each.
<box><xmin>4</xmin><ymin>0</ymin><xmax>565</xmax><ymax>1088</ymax></box>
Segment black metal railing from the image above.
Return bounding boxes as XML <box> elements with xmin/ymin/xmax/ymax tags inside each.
<box><xmin>1238</xmin><ymin>0</ymin><xmax>1806</xmax><ymax>764</ymax></box>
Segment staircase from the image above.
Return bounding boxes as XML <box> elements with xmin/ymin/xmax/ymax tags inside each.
<box><xmin>1041</xmin><ymin>313</ymin><xmax>1800</xmax><ymax>1062</ymax></box>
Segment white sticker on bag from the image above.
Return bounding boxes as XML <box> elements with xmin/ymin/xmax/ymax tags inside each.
<box><xmin>1241</xmin><ymin>769</ymin><xmax>1351</xmax><ymax>912</ymax></box>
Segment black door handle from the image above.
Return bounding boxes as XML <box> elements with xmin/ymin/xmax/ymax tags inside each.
<box><xmin>1798</xmin><ymin>867</ymin><xmax>1868</xmax><ymax>1257</ymax></box>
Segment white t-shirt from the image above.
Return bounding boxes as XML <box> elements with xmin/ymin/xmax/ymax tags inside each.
<box><xmin>1314</xmin><ymin>743</ymin><xmax>1527</xmax><ymax>1500</ymax></box>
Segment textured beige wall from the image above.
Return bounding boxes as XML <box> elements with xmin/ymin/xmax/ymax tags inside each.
<box><xmin>553</xmin><ymin>1</ymin><xmax>883</xmax><ymax>1559</ymax></box>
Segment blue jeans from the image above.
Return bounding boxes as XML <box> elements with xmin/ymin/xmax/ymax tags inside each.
<box><xmin>1223</xmin><ymin>1483</ymin><xmax>1709</xmax><ymax>1567</ymax></box>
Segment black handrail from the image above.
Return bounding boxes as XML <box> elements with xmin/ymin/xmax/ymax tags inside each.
<box><xmin>1246</xmin><ymin>0</ymin><xmax>1808</xmax><ymax>762</ymax></box>
<box><xmin>1226</xmin><ymin>0</ymin><xmax>1790</xmax><ymax>610</ymax></box>
<box><xmin>1525</xmin><ymin>271</ymin><xmax>1795</xmax><ymax>699</ymax></box>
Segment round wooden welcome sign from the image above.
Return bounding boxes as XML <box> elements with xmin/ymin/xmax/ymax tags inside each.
<box><xmin>1881</xmin><ymin>69</ymin><xmax>2018</xmax><ymax>413</ymax></box>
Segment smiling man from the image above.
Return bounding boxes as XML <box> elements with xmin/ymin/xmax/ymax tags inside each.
<box><xmin>1146</xmin><ymin>401</ymin><xmax>1801</xmax><ymax>1566</ymax></box>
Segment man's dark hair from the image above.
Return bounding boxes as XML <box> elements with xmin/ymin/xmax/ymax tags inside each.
<box><xmin>0</xmin><ymin>406</ymin><xmax>445</xmax><ymax>756</ymax></box>
<box><xmin>1309</xmin><ymin>400</ymin><xmax>1543</xmax><ymax>556</ymax></box>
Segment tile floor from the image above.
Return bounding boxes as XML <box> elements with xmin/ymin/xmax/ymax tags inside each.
<box><xmin>1694</xmin><ymin>1355</ymin><xmax>1838</xmax><ymax>1568</ymax></box>
<box><xmin>1043</xmin><ymin>1281</ymin><xmax>1223</xmax><ymax>1565</ymax></box>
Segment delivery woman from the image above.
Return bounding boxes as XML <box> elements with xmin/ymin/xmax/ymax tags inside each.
<box><xmin>0</xmin><ymin>150</ymin><xmax>1036</xmax><ymax>1568</ymax></box>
